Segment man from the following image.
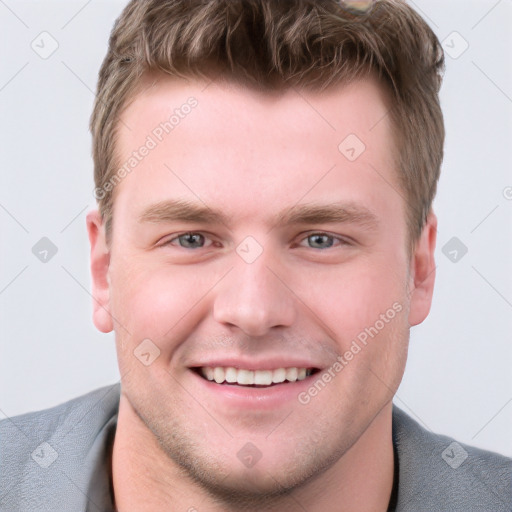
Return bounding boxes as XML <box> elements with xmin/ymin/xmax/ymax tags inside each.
<box><xmin>1</xmin><ymin>0</ymin><xmax>510</xmax><ymax>510</ymax></box>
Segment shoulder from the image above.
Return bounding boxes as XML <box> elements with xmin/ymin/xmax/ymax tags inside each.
<box><xmin>392</xmin><ymin>404</ymin><xmax>512</xmax><ymax>512</ymax></box>
<box><xmin>0</xmin><ymin>383</ymin><xmax>120</xmax><ymax>454</ymax></box>
<box><xmin>0</xmin><ymin>383</ymin><xmax>120</xmax><ymax>510</ymax></box>
<box><xmin>1</xmin><ymin>382</ymin><xmax>120</xmax><ymax>432</ymax></box>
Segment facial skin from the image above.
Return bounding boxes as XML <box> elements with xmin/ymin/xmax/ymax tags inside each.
<box><xmin>87</xmin><ymin>74</ymin><xmax>437</xmax><ymax>511</ymax></box>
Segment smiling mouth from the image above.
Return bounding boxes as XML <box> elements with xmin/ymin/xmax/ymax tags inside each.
<box><xmin>192</xmin><ymin>366</ymin><xmax>321</xmax><ymax>387</ymax></box>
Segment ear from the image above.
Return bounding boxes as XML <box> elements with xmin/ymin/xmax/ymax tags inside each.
<box><xmin>408</xmin><ymin>210</ymin><xmax>437</xmax><ymax>326</ymax></box>
<box><xmin>86</xmin><ymin>210</ymin><xmax>114</xmax><ymax>333</ymax></box>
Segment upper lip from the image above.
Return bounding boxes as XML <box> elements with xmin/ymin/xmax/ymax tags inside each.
<box><xmin>188</xmin><ymin>358</ymin><xmax>324</xmax><ymax>371</ymax></box>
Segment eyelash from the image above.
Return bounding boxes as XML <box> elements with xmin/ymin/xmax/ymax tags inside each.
<box><xmin>158</xmin><ymin>231</ymin><xmax>352</xmax><ymax>250</ymax></box>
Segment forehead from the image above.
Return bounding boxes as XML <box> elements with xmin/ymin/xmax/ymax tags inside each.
<box><xmin>120</xmin><ymin>72</ymin><xmax>393</xmax><ymax>145</ymax></box>
<box><xmin>112</xmin><ymin>73</ymin><xmax>398</xmax><ymax>226</ymax></box>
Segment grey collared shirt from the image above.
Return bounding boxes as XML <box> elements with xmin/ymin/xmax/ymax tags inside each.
<box><xmin>1</xmin><ymin>383</ymin><xmax>511</xmax><ymax>511</ymax></box>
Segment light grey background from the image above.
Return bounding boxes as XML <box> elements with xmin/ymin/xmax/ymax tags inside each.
<box><xmin>1</xmin><ymin>0</ymin><xmax>511</xmax><ymax>457</ymax></box>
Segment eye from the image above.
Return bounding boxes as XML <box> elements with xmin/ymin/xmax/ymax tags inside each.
<box><xmin>160</xmin><ymin>232</ymin><xmax>213</xmax><ymax>249</ymax></box>
<box><xmin>298</xmin><ymin>232</ymin><xmax>351</xmax><ymax>250</ymax></box>
<box><xmin>158</xmin><ymin>231</ymin><xmax>351</xmax><ymax>251</ymax></box>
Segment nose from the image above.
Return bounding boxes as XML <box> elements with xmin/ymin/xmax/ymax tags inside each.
<box><xmin>212</xmin><ymin>252</ymin><xmax>296</xmax><ymax>337</ymax></box>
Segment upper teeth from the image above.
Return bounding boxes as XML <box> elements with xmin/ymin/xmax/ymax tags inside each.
<box><xmin>200</xmin><ymin>367</ymin><xmax>312</xmax><ymax>385</ymax></box>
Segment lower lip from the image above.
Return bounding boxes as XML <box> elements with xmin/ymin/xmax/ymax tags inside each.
<box><xmin>188</xmin><ymin>369</ymin><xmax>321</xmax><ymax>410</ymax></box>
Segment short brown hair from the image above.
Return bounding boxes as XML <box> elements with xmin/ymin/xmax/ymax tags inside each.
<box><xmin>90</xmin><ymin>0</ymin><xmax>445</xmax><ymax>251</ymax></box>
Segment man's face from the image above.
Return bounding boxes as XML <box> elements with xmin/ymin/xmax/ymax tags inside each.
<box><xmin>88</xmin><ymin>75</ymin><xmax>436</xmax><ymax>498</ymax></box>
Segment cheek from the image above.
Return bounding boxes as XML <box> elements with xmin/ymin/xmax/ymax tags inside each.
<box><xmin>109</xmin><ymin>258</ymin><xmax>221</xmax><ymax>340</ymax></box>
<box><xmin>300</xmin><ymin>254</ymin><xmax>408</xmax><ymax>341</ymax></box>
<box><xmin>108</xmin><ymin>245</ymin><xmax>409</xmax><ymax>351</ymax></box>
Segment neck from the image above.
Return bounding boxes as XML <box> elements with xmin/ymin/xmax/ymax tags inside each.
<box><xmin>111</xmin><ymin>396</ymin><xmax>395</xmax><ymax>512</ymax></box>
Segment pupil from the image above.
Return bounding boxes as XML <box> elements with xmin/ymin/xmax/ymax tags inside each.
<box><xmin>312</xmin><ymin>235</ymin><xmax>331</xmax><ymax>248</ymax></box>
<box><xmin>183</xmin><ymin>233</ymin><xmax>202</xmax><ymax>247</ymax></box>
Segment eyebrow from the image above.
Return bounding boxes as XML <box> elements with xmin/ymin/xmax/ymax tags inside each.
<box><xmin>138</xmin><ymin>198</ymin><xmax>379</xmax><ymax>231</ymax></box>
